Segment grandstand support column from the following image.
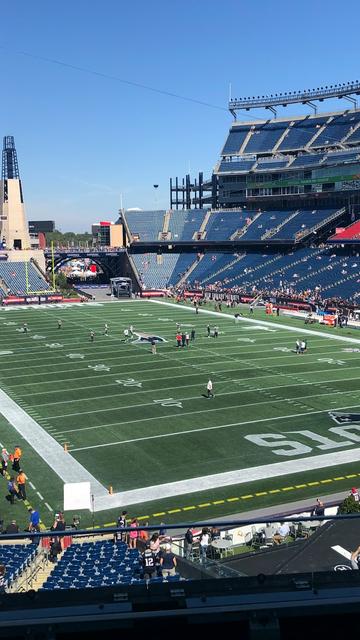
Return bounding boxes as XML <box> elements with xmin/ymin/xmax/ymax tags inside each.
<box><xmin>185</xmin><ymin>174</ymin><xmax>191</xmax><ymax>209</ymax></box>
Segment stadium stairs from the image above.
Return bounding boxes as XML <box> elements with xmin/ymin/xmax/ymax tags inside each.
<box><xmin>200</xmin><ymin>253</ymin><xmax>246</xmax><ymax>284</ymax></box>
<box><xmin>261</xmin><ymin>211</ymin><xmax>299</xmax><ymax>240</ymax></box>
<box><xmin>197</xmin><ymin>209</ymin><xmax>212</xmax><ymax>239</ymax></box>
<box><xmin>176</xmin><ymin>254</ymin><xmax>204</xmax><ymax>287</ymax></box>
<box><xmin>295</xmin><ymin>208</ymin><xmax>345</xmax><ymax>243</ymax></box>
<box><xmin>158</xmin><ymin>211</ymin><xmax>171</xmax><ymax>241</ymax></box>
<box><xmin>231</xmin><ymin>211</ymin><xmax>262</xmax><ymax>239</ymax></box>
<box><xmin>221</xmin><ymin>253</ymin><xmax>284</xmax><ymax>286</ymax></box>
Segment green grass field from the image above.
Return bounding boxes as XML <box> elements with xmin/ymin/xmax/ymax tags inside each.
<box><xmin>0</xmin><ymin>298</ymin><xmax>360</xmax><ymax>530</ymax></box>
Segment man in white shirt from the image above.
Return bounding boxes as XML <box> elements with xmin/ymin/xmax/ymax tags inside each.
<box><xmin>273</xmin><ymin>522</ymin><xmax>290</xmax><ymax>545</ymax></box>
<box><xmin>206</xmin><ymin>379</ymin><xmax>214</xmax><ymax>399</ymax></box>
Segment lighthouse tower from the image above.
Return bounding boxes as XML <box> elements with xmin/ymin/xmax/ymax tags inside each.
<box><xmin>0</xmin><ymin>136</ymin><xmax>31</xmax><ymax>250</ymax></box>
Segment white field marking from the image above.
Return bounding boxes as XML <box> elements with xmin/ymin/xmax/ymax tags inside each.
<box><xmin>29</xmin><ymin>376</ymin><xmax>360</xmax><ymax>408</ymax></box>
<box><xmin>150</xmin><ymin>300</ymin><xmax>360</xmax><ymax>345</ymax></box>
<box><xmin>0</xmin><ymin>342</ymin><xmax>344</xmax><ymax>375</ymax></box>
<box><xmin>29</xmin><ymin>481</ymin><xmax>36</xmax><ymax>490</ymax></box>
<box><xmin>87</xmin><ymin>437</ymin><xmax>360</xmax><ymax>511</ymax></box>
<box><xmin>18</xmin><ymin>366</ymin><xmax>360</xmax><ymax>398</ymax></box>
<box><xmin>332</xmin><ymin>545</ymin><xmax>352</xmax><ymax>561</ymax></box>
<box><xmin>0</xmin><ymin>387</ymin><xmax>107</xmax><ymax>499</ymax></box>
<box><xmin>47</xmin><ymin>388</ymin><xmax>358</xmax><ymax>421</ymax></box>
<box><xmin>61</xmin><ymin>398</ymin><xmax>360</xmax><ymax>437</ymax></box>
<box><xmin>68</xmin><ymin>402</ymin><xmax>360</xmax><ymax>450</ymax></box>
<box><xmin>36</xmin><ymin>491</ymin><xmax>44</xmax><ymax>500</ymax></box>
<box><xmin>45</xmin><ymin>503</ymin><xmax>53</xmax><ymax>512</ymax></box>
<box><xmin>1</xmin><ymin>348</ymin><xmax>356</xmax><ymax>380</ymax></box>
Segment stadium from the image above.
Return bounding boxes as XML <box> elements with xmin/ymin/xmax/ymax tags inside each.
<box><xmin>1</xmin><ymin>82</ymin><xmax>360</xmax><ymax>635</ymax></box>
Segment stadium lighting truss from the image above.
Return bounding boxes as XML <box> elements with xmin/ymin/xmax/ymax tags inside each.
<box><xmin>229</xmin><ymin>81</ymin><xmax>360</xmax><ymax>118</ymax></box>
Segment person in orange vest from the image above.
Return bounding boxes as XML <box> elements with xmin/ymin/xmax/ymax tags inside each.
<box><xmin>16</xmin><ymin>469</ymin><xmax>27</xmax><ymax>500</ymax></box>
<box><xmin>12</xmin><ymin>446</ymin><xmax>22</xmax><ymax>472</ymax></box>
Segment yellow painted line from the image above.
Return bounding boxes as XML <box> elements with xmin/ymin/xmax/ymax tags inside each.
<box><xmin>198</xmin><ymin>503</ymin><xmax>211</xmax><ymax>508</ymax></box>
<box><xmin>346</xmin><ymin>474</ymin><xmax>357</xmax><ymax>479</ymax></box>
<box><xmin>307</xmin><ymin>482</ymin><xmax>320</xmax><ymax>486</ymax></box>
<box><xmin>182</xmin><ymin>506</ymin><xmax>196</xmax><ymax>511</ymax></box>
<box><xmin>333</xmin><ymin>476</ymin><xmax>345</xmax><ymax>481</ymax></box>
<box><xmin>137</xmin><ymin>515</ymin><xmax>150</xmax><ymax>521</ymax></box>
<box><xmin>227</xmin><ymin>497</ymin><xmax>239</xmax><ymax>502</ymax></box>
<box><xmin>212</xmin><ymin>500</ymin><xmax>225</xmax><ymax>505</ymax></box>
<box><xmin>295</xmin><ymin>484</ymin><xmax>307</xmax><ymax>489</ymax></box>
<box><xmin>320</xmin><ymin>479</ymin><xmax>333</xmax><ymax>484</ymax></box>
<box><xmin>167</xmin><ymin>509</ymin><xmax>181</xmax><ymax>514</ymax></box>
<box><xmin>103</xmin><ymin>521</ymin><xmax>116</xmax><ymax>527</ymax></box>
<box><xmin>281</xmin><ymin>487</ymin><xmax>294</xmax><ymax>491</ymax></box>
<box><xmin>255</xmin><ymin>492</ymin><xmax>268</xmax><ymax>496</ymax></box>
<box><xmin>269</xmin><ymin>489</ymin><xmax>281</xmax><ymax>494</ymax></box>
<box><xmin>241</xmin><ymin>494</ymin><xmax>253</xmax><ymax>499</ymax></box>
<box><xmin>152</xmin><ymin>512</ymin><xmax>166</xmax><ymax>517</ymax></box>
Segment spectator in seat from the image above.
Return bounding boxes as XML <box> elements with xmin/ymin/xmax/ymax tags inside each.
<box><xmin>350</xmin><ymin>487</ymin><xmax>360</xmax><ymax>502</ymax></box>
<box><xmin>5</xmin><ymin>520</ymin><xmax>19</xmax><ymax>534</ymax></box>
<box><xmin>273</xmin><ymin>522</ymin><xmax>290</xmax><ymax>545</ymax></box>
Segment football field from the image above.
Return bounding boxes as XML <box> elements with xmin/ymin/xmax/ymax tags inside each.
<box><xmin>0</xmin><ymin>298</ymin><xmax>360</xmax><ymax>528</ymax></box>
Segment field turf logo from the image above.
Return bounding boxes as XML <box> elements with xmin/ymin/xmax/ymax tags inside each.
<box><xmin>329</xmin><ymin>412</ymin><xmax>360</xmax><ymax>425</ymax></box>
<box><xmin>132</xmin><ymin>331</ymin><xmax>167</xmax><ymax>344</ymax></box>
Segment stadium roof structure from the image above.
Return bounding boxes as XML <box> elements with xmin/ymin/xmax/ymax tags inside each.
<box><xmin>229</xmin><ymin>81</ymin><xmax>360</xmax><ymax>118</ymax></box>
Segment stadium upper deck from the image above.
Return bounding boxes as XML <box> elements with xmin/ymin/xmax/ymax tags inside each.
<box><xmin>171</xmin><ymin>85</ymin><xmax>360</xmax><ymax>213</ymax></box>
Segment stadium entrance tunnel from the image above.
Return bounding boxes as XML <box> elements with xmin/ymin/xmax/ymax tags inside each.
<box><xmin>44</xmin><ymin>250</ymin><xmax>140</xmax><ymax>290</ymax></box>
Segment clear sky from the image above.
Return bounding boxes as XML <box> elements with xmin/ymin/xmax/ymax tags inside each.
<box><xmin>1</xmin><ymin>0</ymin><xmax>359</xmax><ymax>231</ymax></box>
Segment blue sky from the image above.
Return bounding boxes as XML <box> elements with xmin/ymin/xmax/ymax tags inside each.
<box><xmin>1</xmin><ymin>0</ymin><xmax>360</xmax><ymax>231</ymax></box>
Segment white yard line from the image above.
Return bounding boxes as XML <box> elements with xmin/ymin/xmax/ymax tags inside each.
<box><xmin>26</xmin><ymin>376</ymin><xmax>360</xmax><ymax>408</ymax></box>
<box><xmin>0</xmin><ymin>387</ymin><xmax>107</xmax><ymax>500</ymax></box>
<box><xmin>150</xmin><ymin>300</ymin><xmax>360</xmax><ymax>345</ymax></box>
<box><xmin>48</xmin><ymin>388</ymin><xmax>358</xmax><ymax>421</ymax></box>
<box><xmin>68</xmin><ymin>402</ymin><xmax>360</xmax><ymax>450</ymax></box>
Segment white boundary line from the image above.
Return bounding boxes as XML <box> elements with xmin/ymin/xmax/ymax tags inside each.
<box><xmin>150</xmin><ymin>299</ymin><xmax>360</xmax><ymax>345</ymax></box>
<box><xmin>0</xmin><ymin>388</ymin><xmax>106</xmax><ymax>500</ymax></box>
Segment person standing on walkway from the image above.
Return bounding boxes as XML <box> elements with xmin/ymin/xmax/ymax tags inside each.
<box><xmin>16</xmin><ymin>470</ymin><xmax>27</xmax><ymax>500</ymax></box>
<box><xmin>0</xmin><ymin>448</ymin><xmax>9</xmax><ymax>476</ymax></box>
<box><xmin>12</xmin><ymin>446</ymin><xmax>22</xmax><ymax>473</ymax></box>
<box><xmin>6</xmin><ymin>477</ymin><xmax>19</xmax><ymax>504</ymax></box>
<box><xmin>206</xmin><ymin>379</ymin><xmax>214</xmax><ymax>399</ymax></box>
<box><xmin>28</xmin><ymin>508</ymin><xmax>40</xmax><ymax>533</ymax></box>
